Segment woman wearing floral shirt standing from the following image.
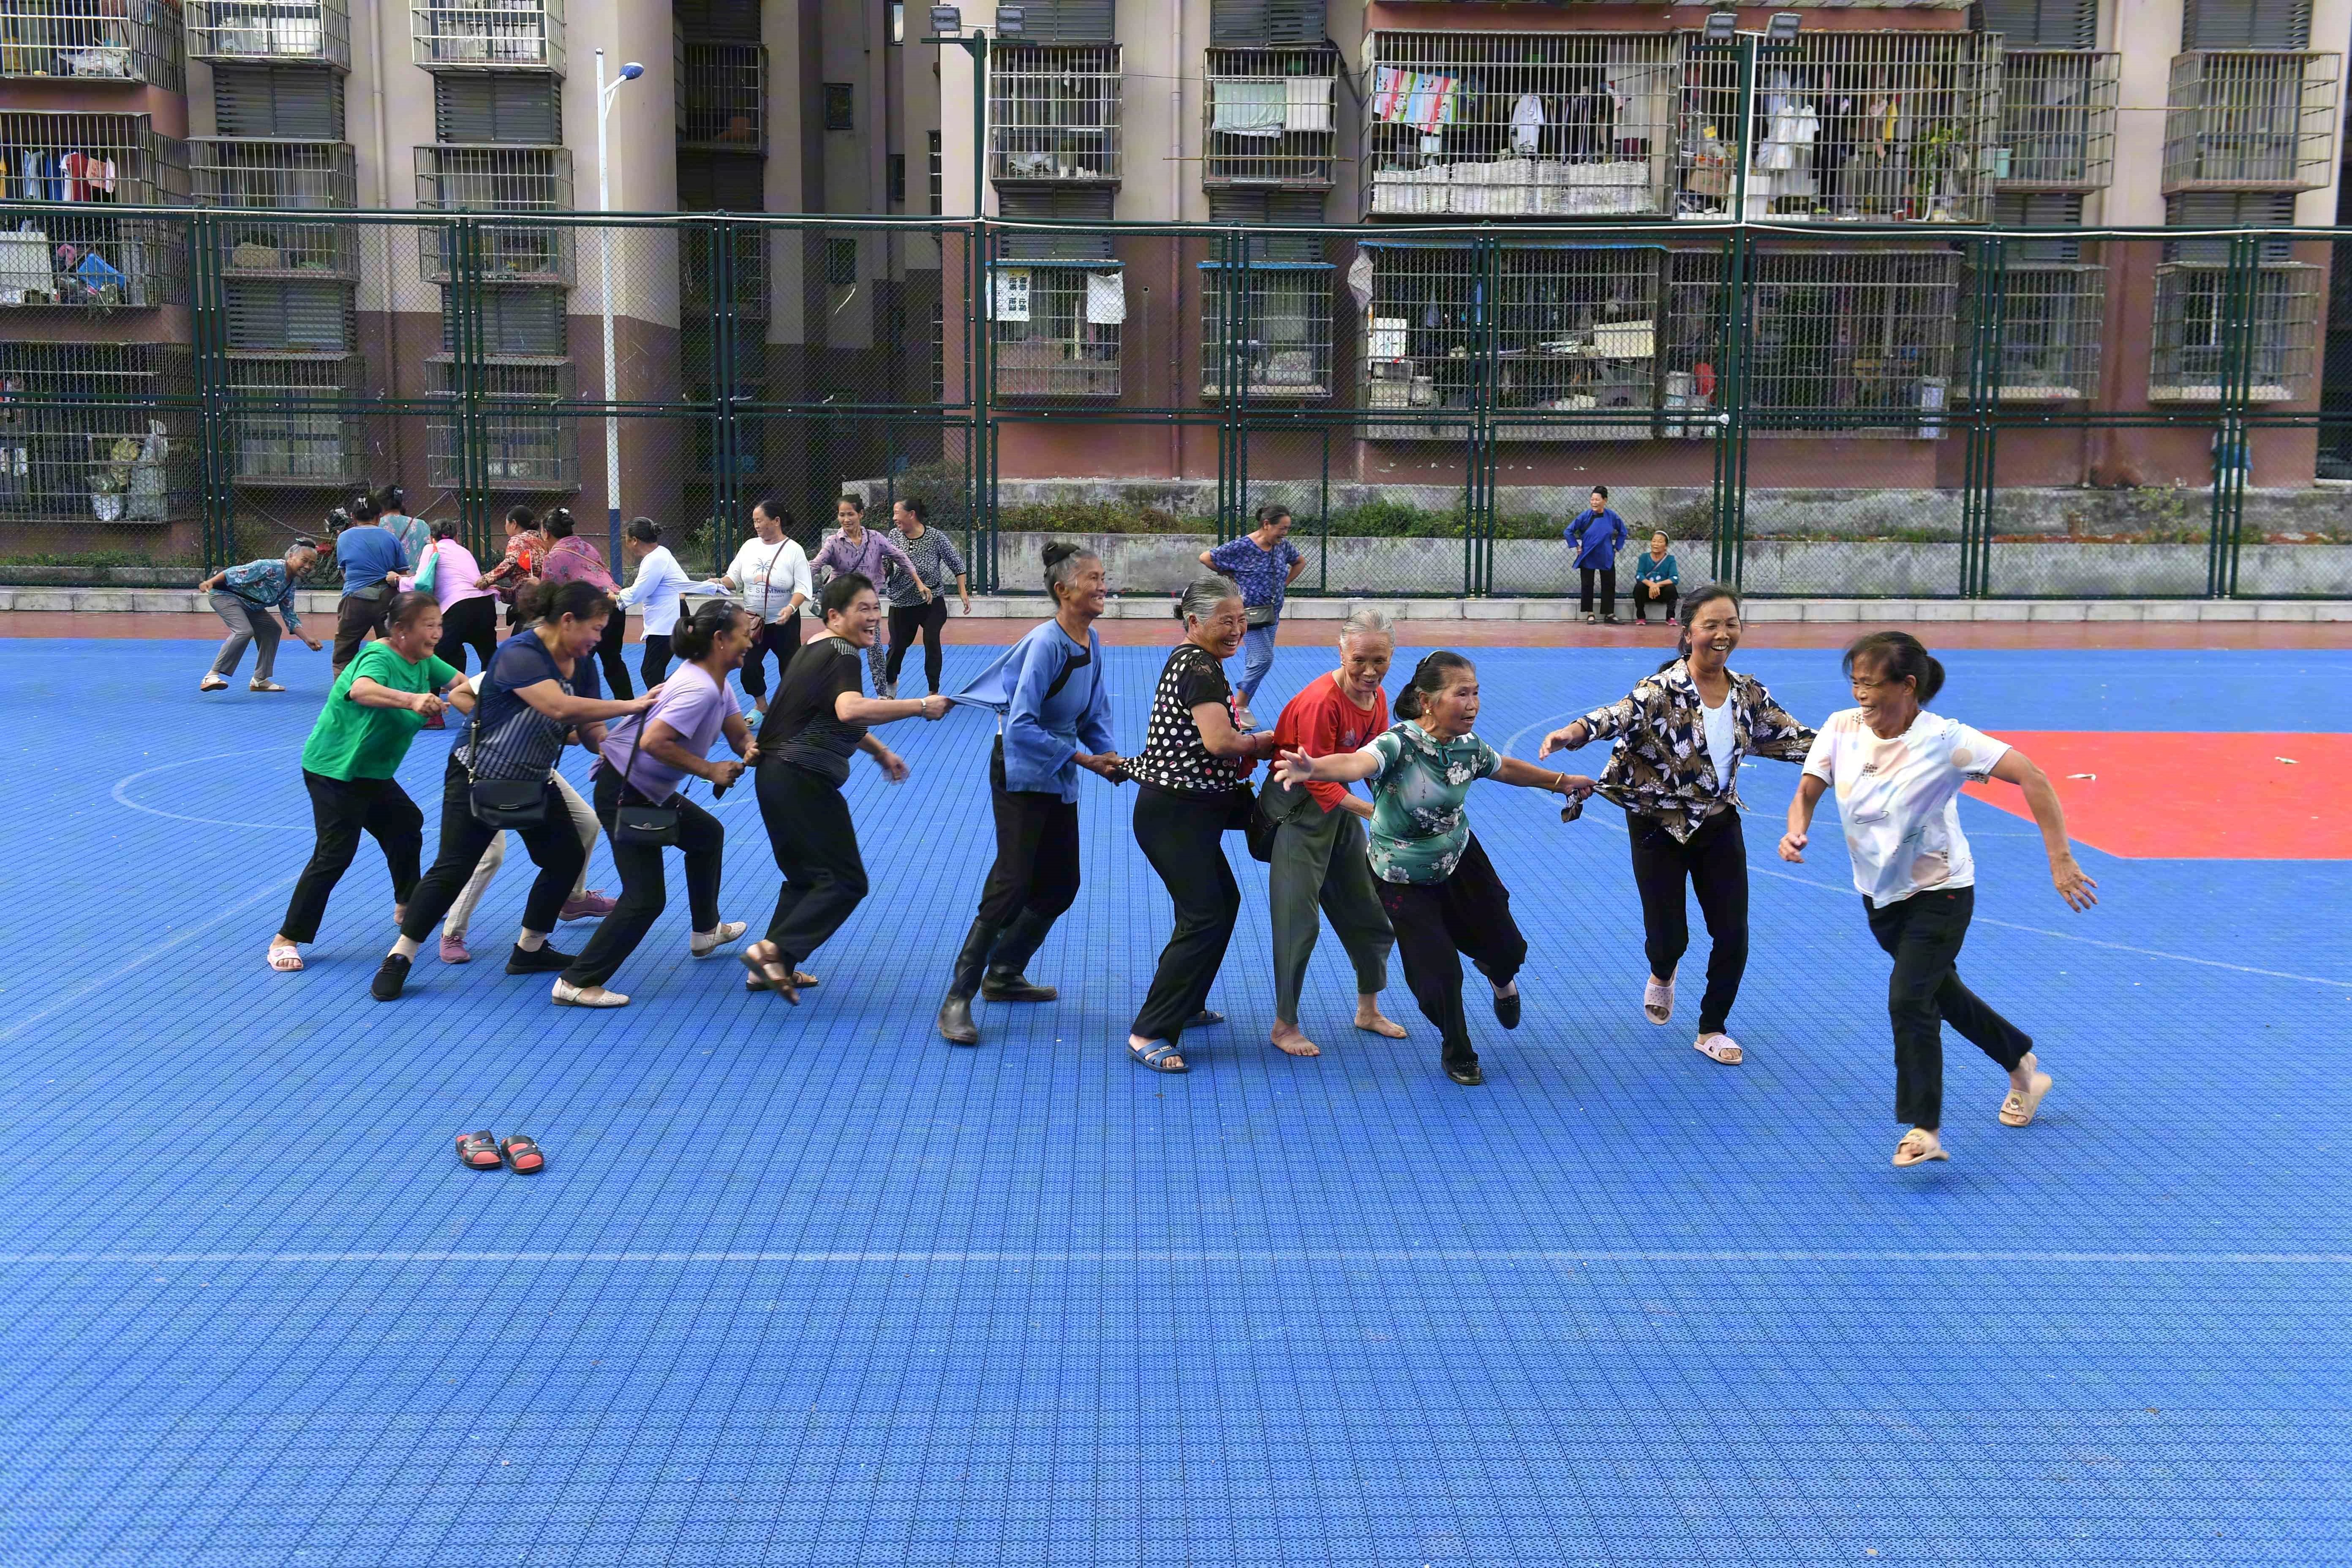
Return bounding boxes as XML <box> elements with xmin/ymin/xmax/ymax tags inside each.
<box><xmin>1541</xmin><ymin>585</ymin><xmax>1815</xmax><ymax>1067</ymax></box>
<box><xmin>1276</xmin><ymin>651</ymin><xmax>1594</xmax><ymax>1086</ymax></box>
<box><xmin>1198</xmin><ymin>504</ymin><xmax>1305</xmax><ymax>730</ymax></box>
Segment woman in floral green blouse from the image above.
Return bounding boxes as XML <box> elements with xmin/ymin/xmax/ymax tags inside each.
<box><xmin>1274</xmin><ymin>651</ymin><xmax>1595</xmax><ymax>1086</ymax></box>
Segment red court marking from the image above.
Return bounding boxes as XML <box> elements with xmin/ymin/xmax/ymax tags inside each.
<box><xmin>1963</xmin><ymin>732</ymin><xmax>2352</xmax><ymax>860</ymax></box>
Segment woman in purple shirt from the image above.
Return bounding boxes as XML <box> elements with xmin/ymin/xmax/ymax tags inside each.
<box><xmin>810</xmin><ymin>494</ymin><xmax>925</xmax><ymax>694</ymax></box>
<box><xmin>554</xmin><ymin>600</ymin><xmax>761</xmax><ymax>1007</ymax></box>
<box><xmin>536</xmin><ymin>508</ymin><xmax>633</xmax><ymax>699</ymax></box>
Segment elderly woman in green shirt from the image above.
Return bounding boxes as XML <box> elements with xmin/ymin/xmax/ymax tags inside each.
<box><xmin>268</xmin><ymin>591</ymin><xmax>474</xmax><ymax>973</ymax></box>
<box><xmin>1274</xmin><ymin>650</ymin><xmax>1594</xmax><ymax>1086</ymax></box>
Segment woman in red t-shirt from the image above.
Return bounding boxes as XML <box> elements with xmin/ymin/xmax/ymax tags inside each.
<box><xmin>1260</xmin><ymin>606</ymin><xmax>1409</xmax><ymax>1056</ymax></box>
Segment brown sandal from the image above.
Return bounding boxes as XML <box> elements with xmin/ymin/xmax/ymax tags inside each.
<box><xmin>738</xmin><ymin>944</ymin><xmax>800</xmax><ymax>1004</ymax></box>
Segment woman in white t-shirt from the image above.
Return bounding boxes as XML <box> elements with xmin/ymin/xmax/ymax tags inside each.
<box><xmin>1781</xmin><ymin>631</ymin><xmax>2098</xmax><ymax>1169</ymax></box>
<box><xmin>614</xmin><ymin>517</ymin><xmax>714</xmax><ymax>689</ymax></box>
<box><xmin>716</xmin><ymin>497</ymin><xmax>813</xmax><ymax>714</ymax></box>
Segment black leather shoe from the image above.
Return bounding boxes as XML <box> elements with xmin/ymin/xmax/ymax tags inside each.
<box><xmin>370</xmin><ymin>953</ymin><xmax>411</xmax><ymax>1002</ymax></box>
<box><xmin>937</xmin><ymin>994</ymin><xmax>980</xmax><ymax>1045</ymax></box>
<box><xmin>505</xmin><ymin>944</ymin><xmax>574</xmax><ymax>975</ymax></box>
<box><xmin>981</xmin><ymin>970</ymin><xmax>1058</xmax><ymax>1003</ymax></box>
<box><xmin>1492</xmin><ymin>988</ymin><xmax>1521</xmax><ymax>1030</ymax></box>
<box><xmin>1446</xmin><ymin>1060</ymin><xmax>1484</xmax><ymax>1086</ymax></box>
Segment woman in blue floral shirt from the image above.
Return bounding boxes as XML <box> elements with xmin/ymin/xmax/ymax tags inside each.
<box><xmin>196</xmin><ymin>537</ymin><xmax>324</xmax><ymax>692</ymax></box>
<box><xmin>1198</xmin><ymin>503</ymin><xmax>1305</xmax><ymax>729</ymax></box>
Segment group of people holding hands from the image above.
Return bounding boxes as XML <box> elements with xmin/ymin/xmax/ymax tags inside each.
<box><xmin>255</xmin><ymin>513</ymin><xmax>2098</xmax><ymax>1168</ymax></box>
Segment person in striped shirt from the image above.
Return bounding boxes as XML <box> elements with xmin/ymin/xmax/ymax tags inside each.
<box><xmin>884</xmin><ymin>497</ymin><xmax>970</xmax><ymax>698</ymax></box>
<box><xmin>811</xmin><ymin>494</ymin><xmax>923</xmax><ymax>697</ymax></box>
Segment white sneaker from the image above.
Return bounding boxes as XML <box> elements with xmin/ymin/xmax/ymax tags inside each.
<box><xmin>551</xmin><ymin>979</ymin><xmax>629</xmax><ymax>1007</ymax></box>
<box><xmin>690</xmin><ymin>920</ymin><xmax>748</xmax><ymax>957</ymax></box>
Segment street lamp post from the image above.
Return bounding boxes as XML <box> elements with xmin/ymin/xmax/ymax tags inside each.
<box><xmin>594</xmin><ymin>49</ymin><xmax>645</xmax><ymax>569</ymax></box>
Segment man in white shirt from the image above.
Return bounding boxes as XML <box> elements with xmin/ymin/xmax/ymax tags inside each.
<box><xmin>718</xmin><ymin>497</ymin><xmax>813</xmax><ymax>713</ymax></box>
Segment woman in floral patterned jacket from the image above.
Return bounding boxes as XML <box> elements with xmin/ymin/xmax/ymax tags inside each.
<box><xmin>1540</xmin><ymin>584</ymin><xmax>1814</xmax><ymax>1067</ymax></box>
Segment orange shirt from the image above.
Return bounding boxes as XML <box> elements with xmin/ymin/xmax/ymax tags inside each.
<box><xmin>1272</xmin><ymin>672</ymin><xmax>1390</xmax><ymax>813</ymax></box>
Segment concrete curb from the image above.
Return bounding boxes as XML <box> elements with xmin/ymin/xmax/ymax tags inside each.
<box><xmin>5</xmin><ymin>587</ymin><xmax>2346</xmax><ymax>623</ymax></box>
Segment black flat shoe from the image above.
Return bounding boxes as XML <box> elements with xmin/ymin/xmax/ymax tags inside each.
<box><xmin>1446</xmin><ymin>1061</ymin><xmax>1484</xmax><ymax>1086</ymax></box>
<box><xmin>370</xmin><ymin>953</ymin><xmax>411</xmax><ymax>1002</ymax></box>
<box><xmin>1492</xmin><ymin>989</ymin><xmax>1521</xmax><ymax>1030</ymax></box>
<box><xmin>505</xmin><ymin>944</ymin><xmax>574</xmax><ymax>975</ymax></box>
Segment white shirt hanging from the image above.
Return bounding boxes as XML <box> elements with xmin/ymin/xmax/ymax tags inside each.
<box><xmin>1084</xmin><ymin>272</ymin><xmax>1126</xmax><ymax>326</ymax></box>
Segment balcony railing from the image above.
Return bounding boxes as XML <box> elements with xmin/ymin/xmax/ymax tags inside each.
<box><xmin>2163</xmin><ymin>52</ymin><xmax>2340</xmax><ymax>193</ymax></box>
<box><xmin>1201</xmin><ymin>261</ymin><xmax>1332</xmax><ymax>399</ymax></box>
<box><xmin>989</xmin><ymin>44</ymin><xmax>1122</xmax><ymax>187</ymax></box>
<box><xmin>414</xmin><ymin>144</ymin><xmax>575</xmax><ymax>283</ymax></box>
<box><xmin>678</xmin><ymin>40</ymin><xmax>764</xmax><ymax>152</ymax></box>
<box><xmin>0</xmin><ymin>215</ymin><xmax>184</xmax><ymax>309</ymax></box>
<box><xmin>193</xmin><ymin>137</ymin><xmax>362</xmax><ymax>278</ymax></box>
<box><xmin>226</xmin><ymin>354</ymin><xmax>367</xmax><ymax>486</ymax></box>
<box><xmin>0</xmin><ymin>0</ymin><xmax>182</xmax><ymax>86</ymax></box>
<box><xmin>990</xmin><ymin>262</ymin><xmax>1121</xmax><ymax>397</ymax></box>
<box><xmin>1965</xmin><ymin>253</ymin><xmax>2106</xmax><ymax>402</ymax></box>
<box><xmin>186</xmin><ymin>0</ymin><xmax>350</xmax><ymax>69</ymax></box>
<box><xmin>0</xmin><ymin>112</ymin><xmax>187</xmax><ymax>204</ymax></box>
<box><xmin>2149</xmin><ymin>258</ymin><xmax>2319</xmax><ymax>403</ymax></box>
<box><xmin>412</xmin><ymin>0</ymin><xmax>563</xmax><ymax>74</ymax></box>
<box><xmin>1997</xmin><ymin>49</ymin><xmax>2118</xmax><ymax>192</ymax></box>
<box><xmin>0</xmin><ymin>342</ymin><xmax>196</xmax><ymax>522</ymax></box>
<box><xmin>1204</xmin><ymin>46</ymin><xmax>1339</xmax><ymax>190</ymax></box>
<box><xmin>425</xmin><ymin>355</ymin><xmax>578</xmax><ymax>490</ymax></box>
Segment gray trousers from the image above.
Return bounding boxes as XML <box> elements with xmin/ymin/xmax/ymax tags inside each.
<box><xmin>209</xmin><ymin>590</ymin><xmax>281</xmax><ymax>679</ymax></box>
<box><xmin>1268</xmin><ymin>790</ymin><xmax>1394</xmax><ymax>1024</ymax></box>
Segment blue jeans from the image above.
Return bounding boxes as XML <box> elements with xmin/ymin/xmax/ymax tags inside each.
<box><xmin>1235</xmin><ymin>620</ymin><xmax>1279</xmax><ymax>705</ymax></box>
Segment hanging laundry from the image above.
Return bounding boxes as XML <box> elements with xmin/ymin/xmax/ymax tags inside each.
<box><xmin>1404</xmin><ymin>73</ymin><xmax>1459</xmax><ymax>136</ymax></box>
<box><xmin>1284</xmin><ymin>76</ymin><xmax>1332</xmax><ymax>134</ymax></box>
<box><xmin>60</xmin><ymin>150</ymin><xmax>98</xmax><ymax>203</ymax></box>
<box><xmin>1084</xmin><ymin>272</ymin><xmax>1125</xmax><ymax>326</ymax></box>
<box><xmin>1346</xmin><ymin>248</ymin><xmax>1375</xmax><ymax>313</ymax></box>
<box><xmin>1211</xmin><ymin>79</ymin><xmax>1285</xmax><ymax>137</ymax></box>
<box><xmin>1509</xmin><ymin>93</ymin><xmax>1545</xmax><ymax>155</ymax></box>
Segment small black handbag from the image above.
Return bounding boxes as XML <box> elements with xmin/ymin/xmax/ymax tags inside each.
<box><xmin>609</xmin><ymin>710</ymin><xmax>681</xmax><ymax>847</ymax></box>
<box><xmin>464</xmin><ymin>709</ymin><xmax>548</xmax><ymax>830</ymax></box>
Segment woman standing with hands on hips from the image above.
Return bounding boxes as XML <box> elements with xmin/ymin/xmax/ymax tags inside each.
<box><xmin>935</xmin><ymin>542</ymin><xmax>1123</xmax><ymax>1047</ymax></box>
<box><xmin>1541</xmin><ymin>585</ymin><xmax>1815</xmax><ymax>1066</ymax></box>
<box><xmin>1121</xmin><ymin>576</ymin><xmax>1283</xmax><ymax>1074</ymax></box>
<box><xmin>1274</xmin><ymin>652</ymin><xmax>1594</xmax><ymax>1086</ymax></box>
<box><xmin>739</xmin><ymin>573</ymin><xmax>950</xmax><ymax>1003</ymax></box>
<box><xmin>556</xmin><ymin>600</ymin><xmax>762</xmax><ymax>1008</ymax></box>
<box><xmin>1782</xmin><ymin>631</ymin><xmax>2096</xmax><ymax>1168</ymax></box>
<box><xmin>267</xmin><ymin>591</ymin><xmax>472</xmax><ymax>973</ymax></box>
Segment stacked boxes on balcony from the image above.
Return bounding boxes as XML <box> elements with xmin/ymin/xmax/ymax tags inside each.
<box><xmin>414</xmin><ymin>0</ymin><xmax>575</xmax><ymax>490</ymax></box>
<box><xmin>988</xmin><ymin>0</ymin><xmax>1123</xmax><ymax>398</ymax></box>
<box><xmin>188</xmin><ymin>0</ymin><xmax>363</xmax><ymax>488</ymax></box>
<box><xmin>0</xmin><ymin>0</ymin><xmax>190</xmax><ymax>523</ymax></box>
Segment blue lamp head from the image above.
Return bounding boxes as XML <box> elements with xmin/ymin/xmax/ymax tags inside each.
<box><xmin>619</xmin><ymin>60</ymin><xmax>645</xmax><ymax>80</ymax></box>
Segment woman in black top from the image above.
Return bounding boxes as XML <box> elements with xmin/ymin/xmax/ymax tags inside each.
<box><xmin>1122</xmin><ymin>575</ymin><xmax>1280</xmax><ymax>1073</ymax></box>
<box><xmin>740</xmin><ymin>572</ymin><xmax>949</xmax><ymax>1002</ymax></box>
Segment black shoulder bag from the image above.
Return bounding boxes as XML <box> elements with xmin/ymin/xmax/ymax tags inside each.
<box><xmin>610</xmin><ymin>709</ymin><xmax>682</xmax><ymax>847</ymax></box>
<box><xmin>464</xmin><ymin>701</ymin><xmax>550</xmax><ymax>829</ymax></box>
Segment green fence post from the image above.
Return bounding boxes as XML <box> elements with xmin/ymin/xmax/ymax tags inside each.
<box><xmin>2208</xmin><ymin>233</ymin><xmax>2254</xmax><ymax>599</ymax></box>
<box><xmin>188</xmin><ymin>210</ymin><xmax>232</xmax><ymax>573</ymax></box>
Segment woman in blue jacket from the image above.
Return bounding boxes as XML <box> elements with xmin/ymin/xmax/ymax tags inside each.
<box><xmin>1566</xmin><ymin>486</ymin><xmax>1628</xmax><ymax>624</ymax></box>
<box><xmin>934</xmin><ymin>541</ymin><xmax>1126</xmax><ymax>1045</ymax></box>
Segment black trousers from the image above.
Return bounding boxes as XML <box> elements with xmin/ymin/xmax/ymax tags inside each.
<box><xmin>594</xmin><ymin>611</ymin><xmax>634</xmax><ymax>700</ymax></box>
<box><xmin>561</xmin><ymin>768</ymin><xmax>727</xmax><ymax>988</ymax></box>
<box><xmin>1865</xmin><ymin>885</ymin><xmax>2033</xmax><ymax>1131</ymax></box>
<box><xmin>757</xmin><ymin>761</ymin><xmax>869</xmax><ymax>968</ymax></box>
<box><xmin>1579</xmin><ymin>567</ymin><xmax>1618</xmax><ymax>619</ymax></box>
<box><xmin>885</xmin><ymin>598</ymin><xmax>950</xmax><ymax>692</ymax></box>
<box><xmin>1632</xmin><ymin>582</ymin><xmax>1678</xmax><ymax>623</ymax></box>
<box><xmin>1627</xmin><ymin>808</ymin><xmax>1749</xmax><ymax>1037</ymax></box>
<box><xmin>330</xmin><ymin>591</ymin><xmax>389</xmax><ymax>671</ymax></box>
<box><xmin>738</xmin><ymin>618</ymin><xmax>803</xmax><ymax>702</ymax></box>
<box><xmin>1130</xmin><ymin>784</ymin><xmax>1244</xmax><ymax>1045</ymax></box>
<box><xmin>280</xmin><ymin>770</ymin><xmax>425</xmax><ymax>943</ymax></box>
<box><xmin>396</xmin><ymin>758</ymin><xmax>588</xmax><ymax>944</ymax></box>
<box><xmin>1376</xmin><ymin>834</ymin><xmax>1527</xmax><ymax>1073</ymax></box>
<box><xmin>976</xmin><ymin>738</ymin><xmax>1082</xmax><ymax>927</ymax></box>
<box><xmin>640</xmin><ymin>632</ymin><xmax>674</xmax><ymax>691</ymax></box>
<box><xmin>434</xmin><ymin>594</ymin><xmax>498</xmax><ymax>673</ymax></box>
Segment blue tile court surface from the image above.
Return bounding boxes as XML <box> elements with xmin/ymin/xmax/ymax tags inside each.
<box><xmin>2</xmin><ymin>637</ymin><xmax>2348</xmax><ymax>1566</ymax></box>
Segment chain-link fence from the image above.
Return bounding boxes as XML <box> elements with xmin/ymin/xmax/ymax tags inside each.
<box><xmin>0</xmin><ymin>208</ymin><xmax>2345</xmax><ymax>600</ymax></box>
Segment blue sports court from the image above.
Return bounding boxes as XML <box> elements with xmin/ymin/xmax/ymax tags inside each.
<box><xmin>1</xmin><ymin>636</ymin><xmax>2347</xmax><ymax>1565</ymax></box>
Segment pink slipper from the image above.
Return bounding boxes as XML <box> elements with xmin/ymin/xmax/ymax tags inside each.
<box><xmin>1643</xmin><ymin>977</ymin><xmax>1673</xmax><ymax>1025</ymax></box>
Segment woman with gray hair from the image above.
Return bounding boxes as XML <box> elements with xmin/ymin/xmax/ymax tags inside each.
<box><xmin>1120</xmin><ymin>574</ymin><xmax>1282</xmax><ymax>1073</ymax></box>
<box><xmin>1258</xmin><ymin>605</ymin><xmax>1407</xmax><ymax>1056</ymax></box>
<box><xmin>196</xmin><ymin>536</ymin><xmax>324</xmax><ymax>691</ymax></box>
<box><xmin>934</xmin><ymin>541</ymin><xmax>1125</xmax><ymax>1045</ymax></box>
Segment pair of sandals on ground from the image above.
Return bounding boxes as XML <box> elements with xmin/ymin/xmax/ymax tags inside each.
<box><xmin>453</xmin><ymin>1131</ymin><xmax>544</xmax><ymax>1172</ymax></box>
<box><xmin>200</xmin><ymin>675</ymin><xmax>285</xmax><ymax>693</ymax></box>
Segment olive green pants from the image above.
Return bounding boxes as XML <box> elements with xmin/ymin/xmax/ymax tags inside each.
<box><xmin>1268</xmin><ymin>792</ymin><xmax>1394</xmax><ymax>1025</ymax></box>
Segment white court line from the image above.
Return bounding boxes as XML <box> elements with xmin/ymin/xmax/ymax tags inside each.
<box><xmin>1</xmin><ymin>1248</ymin><xmax>2344</xmax><ymax>1267</ymax></box>
<box><xmin>111</xmin><ymin>746</ymin><xmax>304</xmax><ymax>831</ymax></box>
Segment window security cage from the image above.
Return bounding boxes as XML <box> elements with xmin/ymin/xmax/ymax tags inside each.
<box><xmin>413</xmin><ymin>144</ymin><xmax>575</xmax><ymax>283</ymax></box>
<box><xmin>192</xmin><ymin>139</ymin><xmax>359</xmax><ymax>279</ymax></box>
<box><xmin>0</xmin><ymin>341</ymin><xmax>195</xmax><ymax>522</ymax></box>
<box><xmin>226</xmin><ymin>354</ymin><xmax>366</xmax><ymax>486</ymax></box>
<box><xmin>2162</xmin><ymin>52</ymin><xmax>2340</xmax><ymax>192</ymax></box>
<box><xmin>1201</xmin><ymin>261</ymin><xmax>1333</xmax><ymax>398</ymax></box>
<box><xmin>989</xmin><ymin>44</ymin><xmax>1122</xmax><ymax>187</ymax></box>
<box><xmin>411</xmin><ymin>0</ymin><xmax>563</xmax><ymax>74</ymax></box>
<box><xmin>1363</xmin><ymin>32</ymin><xmax>1678</xmax><ymax>219</ymax></box>
<box><xmin>678</xmin><ymin>40</ymin><xmax>764</xmax><ymax>152</ymax></box>
<box><xmin>425</xmin><ymin>355</ymin><xmax>578</xmax><ymax>489</ymax></box>
<box><xmin>990</xmin><ymin>262</ymin><xmax>1122</xmax><ymax>397</ymax></box>
<box><xmin>0</xmin><ymin>115</ymin><xmax>189</xmax><ymax>306</ymax></box>
<box><xmin>1745</xmin><ymin>247</ymin><xmax>1962</xmax><ymax>431</ymax></box>
<box><xmin>1965</xmin><ymin>241</ymin><xmax>2106</xmax><ymax>401</ymax></box>
<box><xmin>2149</xmin><ymin>257</ymin><xmax>2320</xmax><ymax>403</ymax></box>
<box><xmin>1677</xmin><ymin>30</ymin><xmax>2003</xmax><ymax>223</ymax></box>
<box><xmin>186</xmin><ymin>0</ymin><xmax>351</xmax><ymax>68</ymax></box>
<box><xmin>0</xmin><ymin>111</ymin><xmax>188</xmax><ymax>202</ymax></box>
<box><xmin>1997</xmin><ymin>49</ymin><xmax>2117</xmax><ymax>191</ymax></box>
<box><xmin>0</xmin><ymin>213</ymin><xmax>183</xmax><ymax>308</ymax></box>
<box><xmin>1204</xmin><ymin>46</ymin><xmax>1340</xmax><ymax>189</ymax></box>
<box><xmin>1358</xmin><ymin>242</ymin><xmax>1672</xmax><ymax>441</ymax></box>
<box><xmin>681</xmin><ymin>225</ymin><xmax>768</xmax><ymax>320</ymax></box>
<box><xmin>0</xmin><ymin>0</ymin><xmax>182</xmax><ymax>87</ymax></box>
